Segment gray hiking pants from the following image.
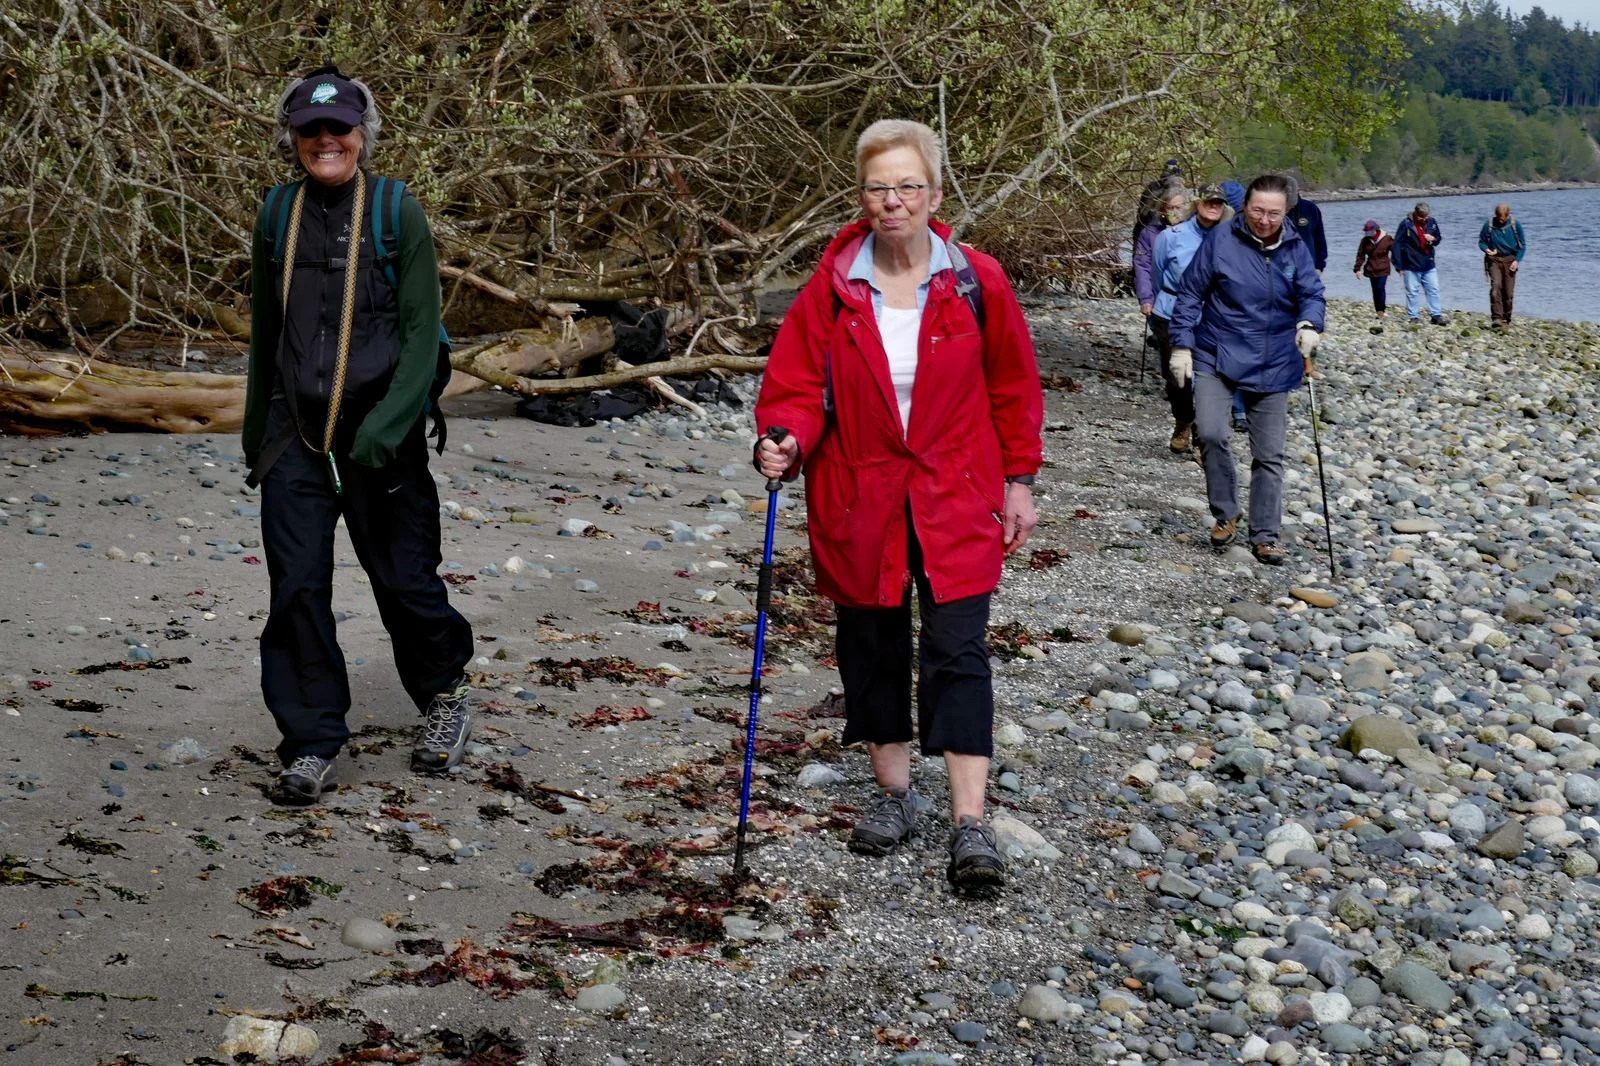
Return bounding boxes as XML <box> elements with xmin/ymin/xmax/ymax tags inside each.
<box><xmin>1193</xmin><ymin>373</ymin><xmax>1288</xmax><ymax>546</ymax></box>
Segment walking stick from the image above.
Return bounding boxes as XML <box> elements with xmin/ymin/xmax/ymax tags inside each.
<box><xmin>734</xmin><ymin>426</ymin><xmax>788</xmax><ymax>875</ymax></box>
<box><xmin>1306</xmin><ymin>379</ymin><xmax>1337</xmax><ymax>584</ymax></box>
<box><xmin>1140</xmin><ymin>317</ymin><xmax>1151</xmax><ymax>386</ymax></box>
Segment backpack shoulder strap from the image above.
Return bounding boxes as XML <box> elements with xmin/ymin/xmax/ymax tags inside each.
<box><xmin>371</xmin><ymin>175</ymin><xmax>404</xmax><ymax>289</ymax></box>
<box><xmin>944</xmin><ymin>237</ymin><xmax>985</xmax><ymax>331</ymax></box>
<box><xmin>261</xmin><ymin>180</ymin><xmax>302</xmax><ymax>264</ymax></box>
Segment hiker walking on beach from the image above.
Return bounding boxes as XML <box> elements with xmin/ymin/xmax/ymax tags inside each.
<box><xmin>1169</xmin><ymin>174</ymin><xmax>1326</xmax><ymax>567</ymax></box>
<box><xmin>1353</xmin><ymin>219</ymin><xmax>1394</xmax><ymax>329</ymax></box>
<box><xmin>1135</xmin><ymin>182</ymin><xmax>1187</xmax><ymax>318</ymax></box>
<box><xmin>1478</xmin><ymin>202</ymin><xmax>1527</xmax><ymax>329</ymax></box>
<box><xmin>242</xmin><ymin>65</ymin><xmax>475</xmax><ymax>805</ymax></box>
<box><xmin>752</xmin><ymin>119</ymin><xmax>1044</xmax><ymax>891</ymax></box>
<box><xmin>1150</xmin><ymin>184</ymin><xmax>1229</xmax><ymax>454</ymax></box>
<box><xmin>1394</xmin><ymin>202</ymin><xmax>1446</xmax><ymax>327</ymax></box>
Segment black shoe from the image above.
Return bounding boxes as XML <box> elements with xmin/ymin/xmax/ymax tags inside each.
<box><xmin>1231</xmin><ymin>415</ymin><xmax>1248</xmax><ymax>433</ymax></box>
<box><xmin>413</xmin><ymin>678</ymin><xmax>473</xmax><ymax>774</ymax></box>
<box><xmin>275</xmin><ymin>754</ymin><xmax>336</xmax><ymax>805</ymax></box>
<box><xmin>947</xmin><ymin>816</ymin><xmax>1006</xmax><ymax>889</ymax></box>
<box><xmin>849</xmin><ymin>788</ymin><xmax>919</xmax><ymax>855</ymax></box>
<box><xmin>1431</xmin><ymin>315</ymin><xmax>1448</xmax><ymax>326</ymax></box>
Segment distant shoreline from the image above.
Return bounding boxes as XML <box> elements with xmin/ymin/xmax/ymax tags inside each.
<box><xmin>1312</xmin><ymin>180</ymin><xmax>1600</xmax><ymax>203</ymax></box>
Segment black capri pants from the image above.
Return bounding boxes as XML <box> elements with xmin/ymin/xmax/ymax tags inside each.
<box><xmin>834</xmin><ymin>517</ymin><xmax>994</xmax><ymax>757</ymax></box>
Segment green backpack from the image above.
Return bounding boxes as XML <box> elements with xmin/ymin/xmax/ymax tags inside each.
<box><xmin>261</xmin><ymin>174</ymin><xmax>453</xmax><ymax>452</ymax></box>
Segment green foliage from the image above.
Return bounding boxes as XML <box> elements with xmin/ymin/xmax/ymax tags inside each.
<box><xmin>1225</xmin><ymin>92</ymin><xmax>1600</xmax><ymax>187</ymax></box>
<box><xmin>0</xmin><ymin>0</ymin><xmax>1415</xmax><ymax>331</ymax></box>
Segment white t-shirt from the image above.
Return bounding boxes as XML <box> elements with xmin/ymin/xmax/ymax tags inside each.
<box><xmin>878</xmin><ymin>304</ymin><xmax>921</xmax><ymax>435</ymax></box>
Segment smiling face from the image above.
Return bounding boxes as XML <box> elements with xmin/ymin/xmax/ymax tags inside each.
<box><xmin>1244</xmin><ymin>190</ymin><xmax>1288</xmax><ymax>241</ymax></box>
<box><xmin>295</xmin><ymin>122</ymin><xmax>363</xmax><ymax>186</ymax></box>
<box><xmin>1196</xmin><ymin>198</ymin><xmax>1226</xmax><ymax>226</ymax></box>
<box><xmin>859</xmin><ymin>144</ymin><xmax>942</xmax><ymax>247</ymax></box>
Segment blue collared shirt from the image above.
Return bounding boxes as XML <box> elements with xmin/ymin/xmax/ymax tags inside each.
<box><xmin>845</xmin><ymin>231</ymin><xmax>952</xmax><ymax>319</ymax></box>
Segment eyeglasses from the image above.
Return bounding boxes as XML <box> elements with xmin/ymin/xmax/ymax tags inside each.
<box><xmin>296</xmin><ymin>119</ymin><xmax>354</xmax><ymax>138</ymax></box>
<box><xmin>1245</xmin><ymin>208</ymin><xmax>1285</xmax><ymax>221</ymax></box>
<box><xmin>861</xmin><ymin>182</ymin><xmax>929</xmax><ymax>202</ymax></box>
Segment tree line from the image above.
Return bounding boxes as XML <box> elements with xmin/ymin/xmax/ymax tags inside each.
<box><xmin>1403</xmin><ymin>1</ymin><xmax>1600</xmax><ymax>110</ymax></box>
<box><xmin>1225</xmin><ymin>2</ymin><xmax>1600</xmax><ymax>188</ymax></box>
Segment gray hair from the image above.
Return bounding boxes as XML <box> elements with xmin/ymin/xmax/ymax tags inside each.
<box><xmin>855</xmin><ymin>119</ymin><xmax>943</xmax><ymax>192</ymax></box>
<box><xmin>272</xmin><ymin>73</ymin><xmax>382</xmax><ymax>169</ymax></box>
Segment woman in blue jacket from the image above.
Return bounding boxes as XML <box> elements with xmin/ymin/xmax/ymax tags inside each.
<box><xmin>1169</xmin><ymin>174</ymin><xmax>1326</xmax><ymax>566</ymax></box>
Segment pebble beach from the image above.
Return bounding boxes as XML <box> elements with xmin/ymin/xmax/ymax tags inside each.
<box><xmin>4</xmin><ymin>297</ymin><xmax>1600</xmax><ymax>1065</ymax></box>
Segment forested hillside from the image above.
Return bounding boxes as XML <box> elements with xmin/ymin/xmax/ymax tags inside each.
<box><xmin>1227</xmin><ymin>2</ymin><xmax>1600</xmax><ymax>189</ymax></box>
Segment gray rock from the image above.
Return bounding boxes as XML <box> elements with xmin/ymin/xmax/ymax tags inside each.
<box><xmin>1381</xmin><ymin>961</ymin><xmax>1454</xmax><ymax>1013</ymax></box>
<box><xmin>1128</xmin><ymin>824</ymin><xmax>1164</xmax><ymax>854</ymax></box>
<box><xmin>1476</xmin><ymin>820</ymin><xmax>1525</xmax><ymax>860</ymax></box>
<box><xmin>1018</xmin><ymin>984</ymin><xmax>1069</xmax><ymax>1022</ymax></box>
<box><xmin>947</xmin><ymin>1021</ymin><xmax>986</xmax><ymax>1045</ymax></box>
<box><xmin>796</xmin><ymin>763</ymin><xmax>845</xmax><ymax>788</ymax></box>
<box><xmin>1212</xmin><ymin>680</ymin><xmax>1260</xmax><ymax>714</ymax></box>
<box><xmin>1566</xmin><ymin>773</ymin><xmax>1600</xmax><ymax>808</ymax></box>
<box><xmin>576</xmin><ymin>983</ymin><xmax>627</xmax><ymax>1013</ymax></box>
<box><xmin>339</xmin><ymin>917</ymin><xmax>394</xmax><ymax>952</ymax></box>
<box><xmin>1321</xmin><ymin>1023</ymin><xmax>1372</xmax><ymax>1053</ymax></box>
<box><xmin>1330</xmin><ymin>887</ymin><xmax>1380</xmax><ymax>929</ymax></box>
<box><xmin>1345</xmin><ymin>976</ymin><xmax>1382</xmax><ymax>1008</ymax></box>
<box><xmin>1339</xmin><ymin>715</ymin><xmax>1418</xmax><ymax>756</ymax></box>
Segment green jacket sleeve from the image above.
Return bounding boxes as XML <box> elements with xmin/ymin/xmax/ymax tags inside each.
<box><xmin>243</xmin><ymin>207</ymin><xmax>279</xmax><ymax>466</ymax></box>
<box><xmin>349</xmin><ymin>193</ymin><xmax>442</xmax><ymax>468</ymax></box>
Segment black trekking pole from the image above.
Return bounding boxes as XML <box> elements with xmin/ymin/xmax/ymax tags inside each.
<box><xmin>1139</xmin><ymin>317</ymin><xmax>1151</xmax><ymax>386</ymax></box>
<box><xmin>734</xmin><ymin>426</ymin><xmax>788</xmax><ymax>875</ymax></box>
<box><xmin>1306</xmin><ymin>379</ymin><xmax>1337</xmax><ymax>584</ymax></box>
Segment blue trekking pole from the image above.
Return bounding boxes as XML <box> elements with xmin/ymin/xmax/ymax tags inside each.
<box><xmin>734</xmin><ymin>426</ymin><xmax>789</xmax><ymax>875</ymax></box>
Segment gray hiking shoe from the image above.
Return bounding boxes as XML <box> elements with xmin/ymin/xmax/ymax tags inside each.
<box><xmin>849</xmin><ymin>788</ymin><xmax>919</xmax><ymax>855</ymax></box>
<box><xmin>947</xmin><ymin>815</ymin><xmax>1006</xmax><ymax>889</ymax></box>
<box><xmin>275</xmin><ymin>754</ymin><xmax>337</xmax><ymax>806</ymax></box>
<box><xmin>413</xmin><ymin>678</ymin><xmax>473</xmax><ymax>774</ymax></box>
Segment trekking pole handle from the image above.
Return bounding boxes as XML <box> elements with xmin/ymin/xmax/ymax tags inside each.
<box><xmin>762</xmin><ymin>426</ymin><xmax>790</xmax><ymax>493</ymax></box>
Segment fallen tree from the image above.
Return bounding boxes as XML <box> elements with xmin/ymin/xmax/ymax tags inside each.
<box><xmin>0</xmin><ymin>0</ymin><xmax>1409</xmax><ymax>433</ymax></box>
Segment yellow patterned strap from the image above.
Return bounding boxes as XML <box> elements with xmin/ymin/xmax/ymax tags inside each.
<box><xmin>274</xmin><ymin>175</ymin><xmax>367</xmax><ymax>457</ymax></box>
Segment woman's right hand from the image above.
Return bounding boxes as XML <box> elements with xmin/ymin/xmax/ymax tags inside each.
<box><xmin>756</xmin><ymin>434</ymin><xmax>800</xmax><ymax>480</ymax></box>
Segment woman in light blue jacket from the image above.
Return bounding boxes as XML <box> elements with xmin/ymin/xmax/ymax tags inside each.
<box><xmin>1150</xmin><ymin>184</ymin><xmax>1229</xmax><ymax>454</ymax></box>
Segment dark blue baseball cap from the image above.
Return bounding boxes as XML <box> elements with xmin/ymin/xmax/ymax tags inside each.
<box><xmin>285</xmin><ymin>68</ymin><xmax>366</xmax><ymax>130</ymax></box>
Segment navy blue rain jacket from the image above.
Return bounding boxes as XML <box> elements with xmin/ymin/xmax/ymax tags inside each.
<box><xmin>1169</xmin><ymin>214</ymin><xmax>1326</xmax><ymax>394</ymax></box>
<box><xmin>1391</xmin><ymin>216</ymin><xmax>1442</xmax><ymax>273</ymax></box>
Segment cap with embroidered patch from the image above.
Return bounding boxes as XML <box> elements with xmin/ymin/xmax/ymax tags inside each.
<box><xmin>285</xmin><ymin>68</ymin><xmax>366</xmax><ymax>130</ymax></box>
<box><xmin>1195</xmin><ymin>183</ymin><xmax>1227</xmax><ymax>203</ymax></box>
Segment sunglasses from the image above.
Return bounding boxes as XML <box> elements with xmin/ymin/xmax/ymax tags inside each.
<box><xmin>295</xmin><ymin>119</ymin><xmax>354</xmax><ymax>138</ymax></box>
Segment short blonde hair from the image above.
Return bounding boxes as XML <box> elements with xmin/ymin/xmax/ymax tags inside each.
<box><xmin>855</xmin><ymin>119</ymin><xmax>942</xmax><ymax>192</ymax></box>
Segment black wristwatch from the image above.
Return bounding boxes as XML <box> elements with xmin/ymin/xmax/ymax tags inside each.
<box><xmin>1006</xmin><ymin>474</ymin><xmax>1036</xmax><ymax>487</ymax></box>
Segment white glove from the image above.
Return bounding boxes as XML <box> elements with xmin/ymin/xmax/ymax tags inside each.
<box><xmin>1295</xmin><ymin>324</ymin><xmax>1319</xmax><ymax>358</ymax></box>
<box><xmin>1170</xmin><ymin>347</ymin><xmax>1192</xmax><ymax>387</ymax></box>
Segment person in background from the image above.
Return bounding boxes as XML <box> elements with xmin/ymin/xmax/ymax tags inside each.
<box><xmin>1136</xmin><ymin>183</ymin><xmax>1187</xmax><ymax>319</ymax></box>
<box><xmin>1478</xmin><ymin>202</ymin><xmax>1527</xmax><ymax>329</ymax></box>
<box><xmin>1150</xmin><ymin>184</ymin><xmax>1229</xmax><ymax>455</ymax></box>
<box><xmin>1132</xmin><ymin>159</ymin><xmax>1184</xmax><ymax>251</ymax></box>
<box><xmin>1285</xmin><ymin>175</ymin><xmax>1327</xmax><ymax>274</ymax></box>
<box><xmin>1220</xmin><ymin>181</ymin><xmax>1246</xmax><ymax>215</ymax></box>
<box><xmin>243</xmin><ymin>65</ymin><xmax>475</xmax><ymax>804</ymax></box>
<box><xmin>1353</xmin><ymin>219</ymin><xmax>1394</xmax><ymax>331</ymax></box>
<box><xmin>1168</xmin><ymin>174</ymin><xmax>1325</xmax><ymax>567</ymax></box>
<box><xmin>753</xmin><ymin>119</ymin><xmax>1044</xmax><ymax>892</ymax></box>
<box><xmin>1394</xmin><ymin>201</ymin><xmax>1446</xmax><ymax>327</ymax></box>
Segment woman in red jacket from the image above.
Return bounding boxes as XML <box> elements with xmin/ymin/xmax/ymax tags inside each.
<box><xmin>753</xmin><ymin>119</ymin><xmax>1044</xmax><ymax>890</ymax></box>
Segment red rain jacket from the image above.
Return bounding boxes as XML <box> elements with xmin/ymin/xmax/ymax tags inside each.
<box><xmin>753</xmin><ymin>218</ymin><xmax>1043</xmax><ymax>609</ymax></box>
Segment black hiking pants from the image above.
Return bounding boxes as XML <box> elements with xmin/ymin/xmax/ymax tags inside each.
<box><xmin>834</xmin><ymin>517</ymin><xmax>994</xmax><ymax>758</ymax></box>
<box><xmin>259</xmin><ymin>399</ymin><xmax>472</xmax><ymax>765</ymax></box>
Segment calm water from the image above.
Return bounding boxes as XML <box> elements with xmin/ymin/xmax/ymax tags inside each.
<box><xmin>1314</xmin><ymin>188</ymin><xmax>1599</xmax><ymax>323</ymax></box>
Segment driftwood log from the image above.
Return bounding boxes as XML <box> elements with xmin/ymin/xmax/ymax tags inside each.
<box><xmin>0</xmin><ymin>354</ymin><xmax>247</xmax><ymax>435</ymax></box>
<box><xmin>0</xmin><ymin>328</ymin><xmax>764</xmax><ymax>435</ymax></box>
